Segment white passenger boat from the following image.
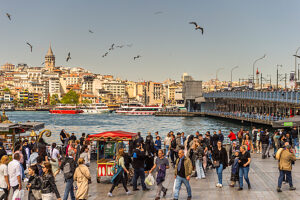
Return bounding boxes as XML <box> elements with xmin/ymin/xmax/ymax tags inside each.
<box><xmin>81</xmin><ymin>103</ymin><xmax>110</xmax><ymax>114</ymax></box>
<box><xmin>116</xmin><ymin>103</ymin><xmax>162</xmax><ymax>115</ymax></box>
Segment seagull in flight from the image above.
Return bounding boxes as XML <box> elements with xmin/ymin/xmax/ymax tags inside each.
<box><xmin>88</xmin><ymin>30</ymin><xmax>94</xmax><ymax>33</ymax></box>
<box><xmin>6</xmin><ymin>13</ymin><xmax>11</xmax><ymax>21</ymax></box>
<box><xmin>154</xmin><ymin>11</ymin><xmax>163</xmax><ymax>15</ymax></box>
<box><xmin>293</xmin><ymin>55</ymin><xmax>300</xmax><ymax>59</ymax></box>
<box><xmin>26</xmin><ymin>42</ymin><xmax>33</xmax><ymax>52</ymax></box>
<box><xmin>102</xmin><ymin>52</ymin><xmax>108</xmax><ymax>58</ymax></box>
<box><xmin>109</xmin><ymin>44</ymin><xmax>115</xmax><ymax>51</ymax></box>
<box><xmin>134</xmin><ymin>55</ymin><xmax>141</xmax><ymax>60</ymax></box>
<box><xmin>116</xmin><ymin>45</ymin><xmax>124</xmax><ymax>48</ymax></box>
<box><xmin>66</xmin><ymin>52</ymin><xmax>71</xmax><ymax>62</ymax></box>
<box><xmin>41</xmin><ymin>62</ymin><xmax>45</xmax><ymax>65</ymax></box>
<box><xmin>189</xmin><ymin>22</ymin><xmax>204</xmax><ymax>34</ymax></box>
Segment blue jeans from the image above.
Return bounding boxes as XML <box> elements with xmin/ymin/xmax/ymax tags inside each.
<box><xmin>278</xmin><ymin>170</ymin><xmax>293</xmax><ymax>188</ymax></box>
<box><xmin>174</xmin><ymin>176</ymin><xmax>192</xmax><ymax>199</ymax></box>
<box><xmin>133</xmin><ymin>168</ymin><xmax>146</xmax><ymax>190</ymax></box>
<box><xmin>239</xmin><ymin>166</ymin><xmax>250</xmax><ymax>188</ymax></box>
<box><xmin>293</xmin><ymin>138</ymin><xmax>299</xmax><ymax>147</ymax></box>
<box><xmin>63</xmin><ymin>178</ymin><xmax>75</xmax><ymax>200</ymax></box>
<box><xmin>216</xmin><ymin>164</ymin><xmax>223</xmax><ymax>184</ymax></box>
<box><xmin>165</xmin><ymin>145</ymin><xmax>169</xmax><ymax>157</ymax></box>
<box><xmin>195</xmin><ymin>160</ymin><xmax>205</xmax><ymax>178</ymax></box>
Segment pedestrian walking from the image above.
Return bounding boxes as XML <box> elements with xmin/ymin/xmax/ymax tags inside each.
<box><xmin>164</xmin><ymin>132</ymin><xmax>172</xmax><ymax>158</ymax></box>
<box><xmin>8</xmin><ymin>153</ymin><xmax>22</xmax><ymax>193</ymax></box>
<box><xmin>212</xmin><ymin>141</ymin><xmax>228</xmax><ymax>188</ymax></box>
<box><xmin>60</xmin><ymin>150</ymin><xmax>76</xmax><ymax>200</ymax></box>
<box><xmin>132</xmin><ymin>142</ymin><xmax>149</xmax><ymax>191</ymax></box>
<box><xmin>193</xmin><ymin>141</ymin><xmax>206</xmax><ymax>180</ymax></box>
<box><xmin>80</xmin><ymin>145</ymin><xmax>90</xmax><ymax>167</ymax></box>
<box><xmin>212</xmin><ymin>131</ymin><xmax>219</xmax><ymax>148</ymax></box>
<box><xmin>154</xmin><ymin>136</ymin><xmax>162</xmax><ymax>155</ymax></box>
<box><xmin>74</xmin><ymin>158</ymin><xmax>91</xmax><ymax>200</ymax></box>
<box><xmin>170</xmin><ymin>135</ymin><xmax>177</xmax><ymax>167</ymax></box>
<box><xmin>173</xmin><ymin>149</ymin><xmax>192</xmax><ymax>200</ymax></box>
<box><xmin>0</xmin><ymin>155</ymin><xmax>10</xmax><ymax>200</ymax></box>
<box><xmin>108</xmin><ymin>149</ymin><xmax>130</xmax><ymax>197</ymax></box>
<box><xmin>41</xmin><ymin>162</ymin><xmax>61</xmax><ymax>200</ymax></box>
<box><xmin>27</xmin><ymin>165</ymin><xmax>42</xmax><ymax>200</ymax></box>
<box><xmin>218</xmin><ymin>130</ymin><xmax>224</xmax><ymax>143</ymax></box>
<box><xmin>238</xmin><ymin>145</ymin><xmax>251</xmax><ymax>190</ymax></box>
<box><xmin>228</xmin><ymin>130</ymin><xmax>237</xmax><ymax>142</ymax></box>
<box><xmin>29</xmin><ymin>147</ymin><xmax>39</xmax><ymax>166</ymax></box>
<box><xmin>277</xmin><ymin>143</ymin><xmax>296</xmax><ymax>192</ymax></box>
<box><xmin>49</xmin><ymin>143</ymin><xmax>60</xmax><ymax>178</ymax></box>
<box><xmin>242</xmin><ymin>135</ymin><xmax>254</xmax><ymax>153</ymax></box>
<box><xmin>149</xmin><ymin>149</ymin><xmax>169</xmax><ymax>200</ymax></box>
<box><xmin>261</xmin><ymin>130</ymin><xmax>269</xmax><ymax>159</ymax></box>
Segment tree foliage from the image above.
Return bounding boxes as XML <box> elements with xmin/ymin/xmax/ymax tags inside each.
<box><xmin>61</xmin><ymin>90</ymin><xmax>79</xmax><ymax>104</ymax></box>
<box><xmin>50</xmin><ymin>94</ymin><xmax>60</xmax><ymax>105</ymax></box>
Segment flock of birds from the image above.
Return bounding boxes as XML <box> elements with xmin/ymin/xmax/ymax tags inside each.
<box><xmin>4</xmin><ymin>11</ymin><xmax>204</xmax><ymax>64</ymax></box>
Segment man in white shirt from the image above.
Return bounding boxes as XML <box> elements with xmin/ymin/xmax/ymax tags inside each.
<box><xmin>8</xmin><ymin>153</ymin><xmax>22</xmax><ymax>192</ymax></box>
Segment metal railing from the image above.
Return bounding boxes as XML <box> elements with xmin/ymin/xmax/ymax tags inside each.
<box><xmin>204</xmin><ymin>91</ymin><xmax>300</xmax><ymax>104</ymax></box>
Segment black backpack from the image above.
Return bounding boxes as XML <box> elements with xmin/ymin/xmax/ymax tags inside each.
<box><xmin>63</xmin><ymin>158</ymin><xmax>75</xmax><ymax>179</ymax></box>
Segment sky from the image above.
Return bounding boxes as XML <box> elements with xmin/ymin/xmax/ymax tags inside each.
<box><xmin>1</xmin><ymin>0</ymin><xmax>300</xmax><ymax>83</ymax></box>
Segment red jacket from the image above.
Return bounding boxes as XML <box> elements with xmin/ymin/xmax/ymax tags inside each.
<box><xmin>228</xmin><ymin>132</ymin><xmax>237</xmax><ymax>141</ymax></box>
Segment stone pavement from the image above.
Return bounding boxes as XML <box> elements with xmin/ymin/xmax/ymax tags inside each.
<box><xmin>20</xmin><ymin>153</ymin><xmax>300</xmax><ymax>200</ymax></box>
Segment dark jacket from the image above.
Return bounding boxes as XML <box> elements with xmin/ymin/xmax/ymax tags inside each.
<box><xmin>212</xmin><ymin>147</ymin><xmax>228</xmax><ymax>169</ymax></box>
<box><xmin>218</xmin><ymin>134</ymin><xmax>224</xmax><ymax>143</ymax></box>
<box><xmin>28</xmin><ymin>175</ymin><xmax>42</xmax><ymax>190</ymax></box>
<box><xmin>260</xmin><ymin>133</ymin><xmax>269</xmax><ymax>145</ymax></box>
<box><xmin>193</xmin><ymin>145</ymin><xmax>204</xmax><ymax>161</ymax></box>
<box><xmin>41</xmin><ymin>173</ymin><xmax>60</xmax><ymax>198</ymax></box>
<box><xmin>212</xmin><ymin>134</ymin><xmax>219</xmax><ymax>147</ymax></box>
<box><xmin>132</xmin><ymin>148</ymin><xmax>146</xmax><ymax>169</ymax></box>
<box><xmin>60</xmin><ymin>156</ymin><xmax>76</xmax><ymax>179</ymax></box>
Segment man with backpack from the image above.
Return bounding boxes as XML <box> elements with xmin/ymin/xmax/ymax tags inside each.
<box><xmin>60</xmin><ymin>150</ymin><xmax>76</xmax><ymax>200</ymax></box>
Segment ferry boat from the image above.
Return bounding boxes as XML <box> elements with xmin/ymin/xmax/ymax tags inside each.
<box><xmin>49</xmin><ymin>105</ymin><xmax>83</xmax><ymax>114</ymax></box>
<box><xmin>116</xmin><ymin>103</ymin><xmax>162</xmax><ymax>115</ymax></box>
<box><xmin>81</xmin><ymin>103</ymin><xmax>110</xmax><ymax>114</ymax></box>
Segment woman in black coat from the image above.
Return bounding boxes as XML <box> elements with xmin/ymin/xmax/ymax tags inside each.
<box><xmin>212</xmin><ymin>141</ymin><xmax>228</xmax><ymax>188</ymax></box>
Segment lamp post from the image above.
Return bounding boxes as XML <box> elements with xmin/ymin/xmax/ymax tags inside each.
<box><xmin>276</xmin><ymin>64</ymin><xmax>282</xmax><ymax>90</ymax></box>
<box><xmin>252</xmin><ymin>54</ymin><xmax>266</xmax><ymax>88</ymax></box>
<box><xmin>294</xmin><ymin>47</ymin><xmax>300</xmax><ymax>84</ymax></box>
<box><xmin>231</xmin><ymin>66</ymin><xmax>239</xmax><ymax>86</ymax></box>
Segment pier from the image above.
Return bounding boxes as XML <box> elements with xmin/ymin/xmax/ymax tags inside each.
<box><xmin>18</xmin><ymin>154</ymin><xmax>300</xmax><ymax>200</ymax></box>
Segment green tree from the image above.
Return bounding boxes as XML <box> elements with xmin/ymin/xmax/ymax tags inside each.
<box><xmin>61</xmin><ymin>90</ymin><xmax>79</xmax><ymax>105</ymax></box>
<box><xmin>50</xmin><ymin>94</ymin><xmax>60</xmax><ymax>105</ymax></box>
<box><xmin>81</xmin><ymin>99</ymin><xmax>92</xmax><ymax>104</ymax></box>
<box><xmin>3</xmin><ymin>88</ymin><xmax>10</xmax><ymax>93</ymax></box>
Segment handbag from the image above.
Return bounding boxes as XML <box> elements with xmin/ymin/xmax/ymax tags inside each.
<box><xmin>32</xmin><ymin>189</ymin><xmax>42</xmax><ymax>200</ymax></box>
<box><xmin>78</xmin><ymin>166</ymin><xmax>92</xmax><ymax>184</ymax></box>
<box><xmin>213</xmin><ymin>161</ymin><xmax>220</xmax><ymax>168</ymax></box>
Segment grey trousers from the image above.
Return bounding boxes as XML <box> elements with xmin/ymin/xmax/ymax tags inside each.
<box><xmin>262</xmin><ymin>144</ymin><xmax>268</xmax><ymax>158</ymax></box>
<box><xmin>156</xmin><ymin>182</ymin><xmax>167</xmax><ymax>198</ymax></box>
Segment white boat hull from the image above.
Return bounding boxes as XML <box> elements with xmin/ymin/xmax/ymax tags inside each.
<box><xmin>82</xmin><ymin>109</ymin><xmax>110</xmax><ymax>114</ymax></box>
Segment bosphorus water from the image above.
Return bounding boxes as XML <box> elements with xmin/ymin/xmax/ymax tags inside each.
<box><xmin>5</xmin><ymin>111</ymin><xmax>250</xmax><ymax>143</ymax></box>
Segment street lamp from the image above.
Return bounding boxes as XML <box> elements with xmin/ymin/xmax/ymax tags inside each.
<box><xmin>293</xmin><ymin>47</ymin><xmax>300</xmax><ymax>83</ymax></box>
<box><xmin>276</xmin><ymin>64</ymin><xmax>282</xmax><ymax>90</ymax></box>
<box><xmin>231</xmin><ymin>66</ymin><xmax>239</xmax><ymax>86</ymax></box>
<box><xmin>252</xmin><ymin>54</ymin><xmax>266</xmax><ymax>88</ymax></box>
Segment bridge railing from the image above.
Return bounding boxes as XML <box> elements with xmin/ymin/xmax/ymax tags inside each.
<box><xmin>202</xmin><ymin>110</ymin><xmax>286</xmax><ymax>122</ymax></box>
<box><xmin>203</xmin><ymin>91</ymin><xmax>300</xmax><ymax>104</ymax></box>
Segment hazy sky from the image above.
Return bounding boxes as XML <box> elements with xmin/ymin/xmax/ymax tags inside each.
<box><xmin>1</xmin><ymin>0</ymin><xmax>300</xmax><ymax>83</ymax></box>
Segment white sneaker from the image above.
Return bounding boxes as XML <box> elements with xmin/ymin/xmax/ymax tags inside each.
<box><xmin>216</xmin><ymin>183</ymin><xmax>220</xmax><ymax>187</ymax></box>
<box><xmin>219</xmin><ymin>184</ymin><xmax>223</xmax><ymax>188</ymax></box>
<box><xmin>107</xmin><ymin>192</ymin><xmax>113</xmax><ymax>197</ymax></box>
<box><xmin>126</xmin><ymin>191</ymin><xmax>131</xmax><ymax>195</ymax></box>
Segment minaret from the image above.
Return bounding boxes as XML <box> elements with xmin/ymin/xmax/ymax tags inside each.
<box><xmin>45</xmin><ymin>44</ymin><xmax>55</xmax><ymax>71</ymax></box>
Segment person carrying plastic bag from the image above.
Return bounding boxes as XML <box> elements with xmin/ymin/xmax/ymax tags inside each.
<box><xmin>149</xmin><ymin>149</ymin><xmax>169</xmax><ymax>200</ymax></box>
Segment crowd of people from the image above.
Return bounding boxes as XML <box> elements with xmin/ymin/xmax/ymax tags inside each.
<box><xmin>0</xmin><ymin>130</ymin><xmax>92</xmax><ymax>200</ymax></box>
<box><xmin>0</xmin><ymin>126</ymin><xmax>297</xmax><ymax>200</ymax></box>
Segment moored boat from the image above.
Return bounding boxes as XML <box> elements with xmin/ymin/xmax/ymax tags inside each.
<box><xmin>116</xmin><ymin>103</ymin><xmax>162</xmax><ymax>115</ymax></box>
<box><xmin>49</xmin><ymin>105</ymin><xmax>83</xmax><ymax>114</ymax></box>
<box><xmin>81</xmin><ymin>103</ymin><xmax>110</xmax><ymax>114</ymax></box>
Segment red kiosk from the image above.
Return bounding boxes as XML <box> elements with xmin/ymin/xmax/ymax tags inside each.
<box><xmin>88</xmin><ymin>130</ymin><xmax>138</xmax><ymax>183</ymax></box>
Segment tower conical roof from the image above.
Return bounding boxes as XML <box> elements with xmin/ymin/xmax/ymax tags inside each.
<box><xmin>46</xmin><ymin>45</ymin><xmax>53</xmax><ymax>56</ymax></box>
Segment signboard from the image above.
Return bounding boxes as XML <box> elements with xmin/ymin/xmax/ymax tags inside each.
<box><xmin>97</xmin><ymin>163</ymin><xmax>114</xmax><ymax>176</ymax></box>
<box><xmin>284</xmin><ymin>122</ymin><xmax>293</xmax><ymax>127</ymax></box>
<box><xmin>104</xmin><ymin>141</ymin><xmax>115</xmax><ymax>155</ymax></box>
